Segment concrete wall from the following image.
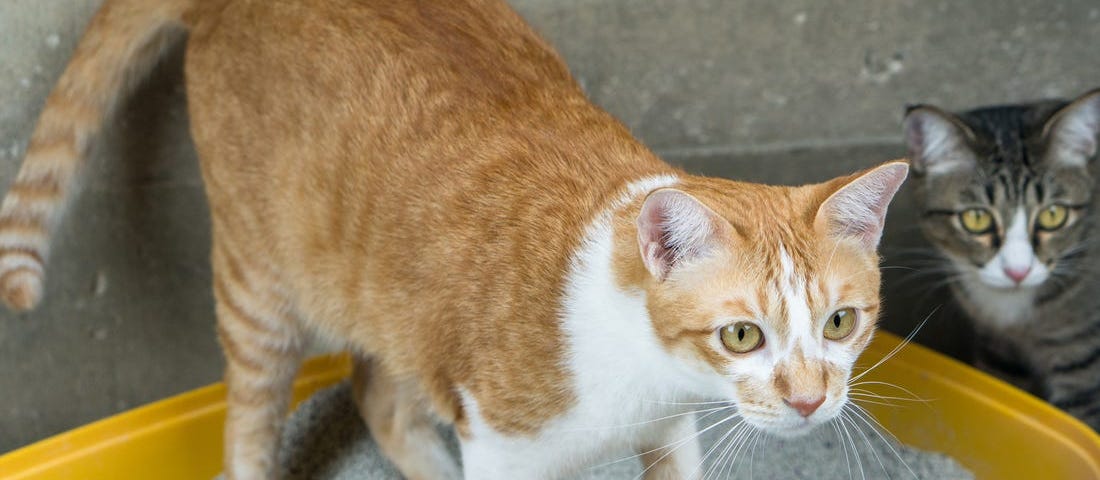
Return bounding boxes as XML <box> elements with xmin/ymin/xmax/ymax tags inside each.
<box><xmin>2</xmin><ymin>0</ymin><xmax>1098</xmax><ymax>451</ymax></box>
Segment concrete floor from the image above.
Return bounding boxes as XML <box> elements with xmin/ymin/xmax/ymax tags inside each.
<box><xmin>2</xmin><ymin>0</ymin><xmax>1098</xmax><ymax>452</ymax></box>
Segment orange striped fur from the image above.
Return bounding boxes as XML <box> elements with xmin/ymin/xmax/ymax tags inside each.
<box><xmin>2</xmin><ymin>0</ymin><xmax>908</xmax><ymax>478</ymax></box>
<box><xmin>0</xmin><ymin>0</ymin><xmax>188</xmax><ymax>310</ymax></box>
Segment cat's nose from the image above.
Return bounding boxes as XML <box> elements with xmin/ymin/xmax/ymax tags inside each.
<box><xmin>783</xmin><ymin>395</ymin><xmax>825</xmax><ymax>418</ymax></box>
<box><xmin>1004</xmin><ymin>266</ymin><xmax>1031</xmax><ymax>284</ymax></box>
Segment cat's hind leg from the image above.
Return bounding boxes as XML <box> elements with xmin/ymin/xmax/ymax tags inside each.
<box><xmin>352</xmin><ymin>356</ymin><xmax>461</xmax><ymax>480</ymax></box>
<box><xmin>214</xmin><ymin>249</ymin><xmax>304</xmax><ymax>480</ymax></box>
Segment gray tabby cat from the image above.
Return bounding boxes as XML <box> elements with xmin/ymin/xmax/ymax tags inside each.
<box><xmin>902</xmin><ymin>88</ymin><xmax>1100</xmax><ymax>431</ymax></box>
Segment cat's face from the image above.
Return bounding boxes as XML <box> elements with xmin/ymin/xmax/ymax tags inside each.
<box><xmin>630</xmin><ymin>163</ymin><xmax>906</xmax><ymax>437</ymax></box>
<box><xmin>903</xmin><ymin>89</ymin><xmax>1100</xmax><ymax>325</ymax></box>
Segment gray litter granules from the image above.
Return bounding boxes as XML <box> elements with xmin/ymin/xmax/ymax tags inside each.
<box><xmin>273</xmin><ymin>383</ymin><xmax>973</xmax><ymax>480</ymax></box>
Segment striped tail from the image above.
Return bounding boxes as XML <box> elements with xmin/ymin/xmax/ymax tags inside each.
<box><xmin>0</xmin><ymin>0</ymin><xmax>192</xmax><ymax>311</ymax></box>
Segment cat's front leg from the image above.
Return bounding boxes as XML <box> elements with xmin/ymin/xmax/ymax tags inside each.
<box><xmin>637</xmin><ymin>415</ymin><xmax>703</xmax><ymax>480</ymax></box>
<box><xmin>351</xmin><ymin>357</ymin><xmax>461</xmax><ymax>480</ymax></box>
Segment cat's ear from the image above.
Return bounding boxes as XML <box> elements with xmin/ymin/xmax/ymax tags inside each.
<box><xmin>815</xmin><ymin>162</ymin><xmax>909</xmax><ymax>250</ymax></box>
<box><xmin>636</xmin><ymin>189</ymin><xmax>730</xmax><ymax>280</ymax></box>
<box><xmin>902</xmin><ymin>105</ymin><xmax>976</xmax><ymax>175</ymax></box>
<box><xmin>1042</xmin><ymin>89</ymin><xmax>1100</xmax><ymax>167</ymax></box>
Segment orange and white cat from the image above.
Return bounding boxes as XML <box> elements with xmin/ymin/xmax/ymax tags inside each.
<box><xmin>0</xmin><ymin>0</ymin><xmax>908</xmax><ymax>478</ymax></box>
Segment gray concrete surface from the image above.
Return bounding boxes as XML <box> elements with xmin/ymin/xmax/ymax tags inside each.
<box><xmin>1</xmin><ymin>0</ymin><xmax>1097</xmax><ymax>452</ymax></box>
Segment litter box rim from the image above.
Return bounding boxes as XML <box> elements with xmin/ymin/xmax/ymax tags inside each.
<box><xmin>0</xmin><ymin>332</ymin><xmax>1097</xmax><ymax>480</ymax></box>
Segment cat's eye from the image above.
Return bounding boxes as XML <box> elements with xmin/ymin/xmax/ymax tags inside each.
<box><xmin>720</xmin><ymin>322</ymin><xmax>764</xmax><ymax>354</ymax></box>
<box><xmin>823</xmin><ymin>308</ymin><xmax>857</xmax><ymax>341</ymax></box>
<box><xmin>958</xmin><ymin>208</ymin><xmax>994</xmax><ymax>234</ymax></box>
<box><xmin>1036</xmin><ymin>205</ymin><xmax>1068</xmax><ymax>231</ymax></box>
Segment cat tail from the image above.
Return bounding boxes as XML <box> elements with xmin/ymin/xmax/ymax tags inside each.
<box><xmin>0</xmin><ymin>0</ymin><xmax>194</xmax><ymax>311</ymax></box>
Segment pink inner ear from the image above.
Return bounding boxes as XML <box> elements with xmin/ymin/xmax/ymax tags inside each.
<box><xmin>1050</xmin><ymin>94</ymin><xmax>1100</xmax><ymax>161</ymax></box>
<box><xmin>818</xmin><ymin>163</ymin><xmax>908</xmax><ymax>250</ymax></box>
<box><xmin>636</xmin><ymin>189</ymin><xmax>720</xmax><ymax>280</ymax></box>
<box><xmin>903</xmin><ymin>108</ymin><xmax>972</xmax><ymax>174</ymax></box>
<box><xmin>637</xmin><ymin>202</ymin><xmax>673</xmax><ymax>279</ymax></box>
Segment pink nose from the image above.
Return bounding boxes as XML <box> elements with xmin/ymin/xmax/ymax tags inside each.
<box><xmin>1004</xmin><ymin>266</ymin><xmax>1030</xmax><ymax>284</ymax></box>
<box><xmin>784</xmin><ymin>396</ymin><xmax>825</xmax><ymax>418</ymax></box>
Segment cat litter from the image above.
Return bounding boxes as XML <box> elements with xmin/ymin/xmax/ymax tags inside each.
<box><xmin>275</xmin><ymin>383</ymin><xmax>973</xmax><ymax>480</ymax></box>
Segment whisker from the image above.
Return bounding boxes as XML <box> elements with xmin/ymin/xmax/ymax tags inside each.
<box><xmin>743</xmin><ymin>430</ymin><xmax>766</xmax><ymax>474</ymax></box>
<box><xmin>731</xmin><ymin>423</ymin><xmax>764</xmax><ymax>473</ymax></box>
<box><xmin>851</xmin><ymin>307</ymin><xmax>938</xmax><ymax>383</ymax></box>
<box><xmin>629</xmin><ymin>410</ymin><xmax>743</xmax><ymax>480</ymax></box>
<box><xmin>843</xmin><ymin>409</ymin><xmax>890</xmax><ymax>479</ymax></box>
<box><xmin>591</xmin><ymin>407</ymin><xmax>733</xmax><ymax>470</ymax></box>
<box><xmin>691</xmin><ymin>417</ymin><xmax>746</xmax><ymax>480</ymax></box>
<box><xmin>644</xmin><ymin>398</ymin><xmax>734</xmax><ymax>407</ymax></box>
<box><xmin>849</xmin><ymin>397</ymin><xmax>901</xmax><ymax>408</ymax></box>
<box><xmin>839</xmin><ymin>412</ymin><xmax>867</xmax><ymax>480</ymax></box>
<box><xmin>849</xmin><ymin>390</ymin><xmax>931</xmax><ymax>404</ymax></box>
<box><xmin>832</xmin><ymin>420</ymin><xmax>854</xmax><ymax>480</ymax></box>
<box><xmin>849</xmin><ymin>404</ymin><xmax>920</xmax><ymax>480</ymax></box>
<box><xmin>716</xmin><ymin>420</ymin><xmax>759</xmax><ymax>480</ymax></box>
<box><xmin>849</xmin><ymin>381</ymin><xmax>933</xmax><ymax>405</ymax></box>
<box><xmin>746</xmin><ymin>429</ymin><xmax>763</xmax><ymax>480</ymax></box>
<box><xmin>695</xmin><ymin>422</ymin><xmax>748</xmax><ymax>480</ymax></box>
<box><xmin>849</xmin><ymin>403</ymin><xmax>906</xmax><ymax>450</ymax></box>
<box><xmin>561</xmin><ymin>404</ymin><xmax>731</xmax><ymax>433</ymax></box>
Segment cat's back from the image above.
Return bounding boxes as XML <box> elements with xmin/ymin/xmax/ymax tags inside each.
<box><xmin>185</xmin><ymin>0</ymin><xmax>575</xmax><ymax>173</ymax></box>
<box><xmin>183</xmin><ymin>0</ymin><xmax>638</xmax><ymax>246</ymax></box>
<box><xmin>183</xmin><ymin>0</ymin><xmax>670</xmax><ymax>256</ymax></box>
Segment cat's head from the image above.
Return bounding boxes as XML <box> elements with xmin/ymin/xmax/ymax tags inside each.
<box><xmin>621</xmin><ymin>162</ymin><xmax>907</xmax><ymax>436</ymax></box>
<box><xmin>903</xmin><ymin>89</ymin><xmax>1100</xmax><ymax>326</ymax></box>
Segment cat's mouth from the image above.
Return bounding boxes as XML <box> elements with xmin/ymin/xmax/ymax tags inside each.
<box><xmin>974</xmin><ymin>273</ymin><xmax>1044</xmax><ymax>291</ymax></box>
<box><xmin>773</xmin><ymin>419</ymin><xmax>819</xmax><ymax>438</ymax></box>
<box><xmin>980</xmin><ymin>280</ymin><xmax>1034</xmax><ymax>291</ymax></box>
<box><xmin>740</xmin><ymin>410</ymin><xmax>830</xmax><ymax>438</ymax></box>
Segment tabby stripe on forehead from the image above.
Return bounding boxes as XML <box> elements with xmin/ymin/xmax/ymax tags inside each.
<box><xmin>983</xmin><ymin>182</ymin><xmax>996</xmax><ymax>203</ymax></box>
<box><xmin>997</xmin><ymin>174</ymin><xmax>1011</xmax><ymax>197</ymax></box>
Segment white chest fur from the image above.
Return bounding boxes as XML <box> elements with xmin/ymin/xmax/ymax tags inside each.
<box><xmin>457</xmin><ymin>176</ymin><xmax>728</xmax><ymax>479</ymax></box>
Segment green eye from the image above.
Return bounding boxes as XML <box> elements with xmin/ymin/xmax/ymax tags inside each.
<box><xmin>823</xmin><ymin>308</ymin><xmax>857</xmax><ymax>341</ymax></box>
<box><xmin>1036</xmin><ymin>205</ymin><xmax>1068</xmax><ymax>231</ymax></box>
<box><xmin>720</xmin><ymin>322</ymin><xmax>764</xmax><ymax>354</ymax></box>
<box><xmin>959</xmin><ymin>209</ymin><xmax>994</xmax><ymax>234</ymax></box>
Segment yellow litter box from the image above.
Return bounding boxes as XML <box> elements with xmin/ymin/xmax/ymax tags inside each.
<box><xmin>1</xmin><ymin>332</ymin><xmax>1098</xmax><ymax>480</ymax></box>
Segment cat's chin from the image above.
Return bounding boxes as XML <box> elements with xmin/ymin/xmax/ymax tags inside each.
<box><xmin>768</xmin><ymin>421</ymin><xmax>821</xmax><ymax>438</ymax></box>
<box><xmin>977</xmin><ymin>279</ymin><xmax>1042</xmax><ymax>292</ymax></box>
<box><xmin>958</xmin><ymin>278</ymin><xmax>1039</xmax><ymax>328</ymax></box>
<box><xmin>743</xmin><ymin>416</ymin><xmax>824</xmax><ymax>439</ymax></box>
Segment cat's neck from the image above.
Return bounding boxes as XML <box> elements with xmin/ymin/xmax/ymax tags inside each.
<box><xmin>560</xmin><ymin>174</ymin><xmax>731</xmax><ymax>404</ymax></box>
<box><xmin>953</xmin><ymin>281</ymin><xmax>1038</xmax><ymax>330</ymax></box>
